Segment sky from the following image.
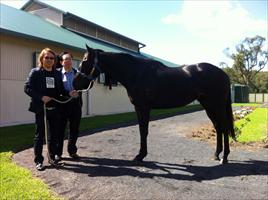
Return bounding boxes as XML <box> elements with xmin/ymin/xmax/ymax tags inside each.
<box><xmin>1</xmin><ymin>0</ymin><xmax>267</xmax><ymax>68</ymax></box>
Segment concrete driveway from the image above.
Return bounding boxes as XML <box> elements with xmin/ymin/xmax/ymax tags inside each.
<box><xmin>13</xmin><ymin>110</ymin><xmax>268</xmax><ymax>200</ymax></box>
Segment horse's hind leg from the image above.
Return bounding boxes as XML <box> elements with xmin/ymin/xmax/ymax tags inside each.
<box><xmin>133</xmin><ymin>106</ymin><xmax>150</xmax><ymax>162</ymax></box>
<box><xmin>214</xmin><ymin>126</ymin><xmax>223</xmax><ymax>161</ymax></box>
<box><xmin>220</xmin><ymin>132</ymin><xmax>230</xmax><ymax>164</ymax></box>
<box><xmin>213</xmin><ymin>106</ymin><xmax>230</xmax><ymax>164</ymax></box>
<box><xmin>206</xmin><ymin>111</ymin><xmax>223</xmax><ymax>161</ymax></box>
<box><xmin>203</xmin><ymin>105</ymin><xmax>230</xmax><ymax>164</ymax></box>
<box><xmin>199</xmin><ymin>100</ymin><xmax>224</xmax><ymax>161</ymax></box>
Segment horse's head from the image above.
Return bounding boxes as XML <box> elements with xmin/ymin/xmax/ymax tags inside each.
<box><xmin>73</xmin><ymin>45</ymin><xmax>102</xmax><ymax>90</ymax></box>
<box><xmin>55</xmin><ymin>55</ymin><xmax>63</xmax><ymax>69</ymax></box>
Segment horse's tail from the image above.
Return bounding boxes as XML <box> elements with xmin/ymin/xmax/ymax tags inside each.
<box><xmin>226</xmin><ymin>88</ymin><xmax>236</xmax><ymax>140</ymax></box>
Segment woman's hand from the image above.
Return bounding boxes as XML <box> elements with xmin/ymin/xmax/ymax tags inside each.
<box><xmin>42</xmin><ymin>96</ymin><xmax>52</xmax><ymax>104</ymax></box>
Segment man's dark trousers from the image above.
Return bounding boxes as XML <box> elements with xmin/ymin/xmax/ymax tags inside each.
<box><xmin>57</xmin><ymin>99</ymin><xmax>82</xmax><ymax>156</ymax></box>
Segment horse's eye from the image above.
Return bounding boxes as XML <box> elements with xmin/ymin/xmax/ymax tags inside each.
<box><xmin>83</xmin><ymin>57</ymin><xmax>87</xmax><ymax>61</ymax></box>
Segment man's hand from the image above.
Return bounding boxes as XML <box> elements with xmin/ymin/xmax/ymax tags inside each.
<box><xmin>69</xmin><ymin>90</ymin><xmax>79</xmax><ymax>98</ymax></box>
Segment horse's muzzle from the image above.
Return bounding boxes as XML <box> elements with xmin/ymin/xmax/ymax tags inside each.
<box><xmin>73</xmin><ymin>72</ymin><xmax>91</xmax><ymax>90</ymax></box>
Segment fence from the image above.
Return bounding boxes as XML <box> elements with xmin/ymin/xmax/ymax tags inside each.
<box><xmin>249</xmin><ymin>93</ymin><xmax>268</xmax><ymax>103</ymax></box>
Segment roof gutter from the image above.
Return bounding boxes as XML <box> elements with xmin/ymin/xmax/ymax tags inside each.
<box><xmin>0</xmin><ymin>28</ymin><xmax>85</xmax><ymax>52</ymax></box>
<box><xmin>62</xmin><ymin>26</ymin><xmax>144</xmax><ymax>56</ymax></box>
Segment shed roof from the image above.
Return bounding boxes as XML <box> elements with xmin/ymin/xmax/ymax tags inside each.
<box><xmin>21</xmin><ymin>0</ymin><xmax>66</xmax><ymax>15</ymax></box>
<box><xmin>0</xmin><ymin>3</ymin><xmax>179</xmax><ymax>67</ymax></box>
<box><xmin>0</xmin><ymin>3</ymin><xmax>137</xmax><ymax>54</ymax></box>
<box><xmin>21</xmin><ymin>0</ymin><xmax>145</xmax><ymax>48</ymax></box>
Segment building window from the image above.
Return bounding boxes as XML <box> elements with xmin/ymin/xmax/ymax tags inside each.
<box><xmin>32</xmin><ymin>52</ymin><xmax>40</xmax><ymax>67</ymax></box>
<box><xmin>97</xmin><ymin>72</ymin><xmax>118</xmax><ymax>87</ymax></box>
<box><xmin>72</xmin><ymin>59</ymin><xmax>80</xmax><ymax>70</ymax></box>
<box><xmin>98</xmin><ymin>73</ymin><xmax>105</xmax><ymax>84</ymax></box>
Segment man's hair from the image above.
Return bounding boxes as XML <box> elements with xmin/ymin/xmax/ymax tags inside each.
<box><xmin>59</xmin><ymin>51</ymin><xmax>73</xmax><ymax>61</ymax></box>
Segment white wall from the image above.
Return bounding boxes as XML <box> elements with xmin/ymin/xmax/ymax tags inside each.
<box><xmin>0</xmin><ymin>80</ymin><xmax>34</xmax><ymax>126</ymax></box>
<box><xmin>249</xmin><ymin>93</ymin><xmax>268</xmax><ymax>103</ymax></box>
<box><xmin>0</xmin><ymin>34</ymin><xmax>135</xmax><ymax>126</ymax></box>
<box><xmin>88</xmin><ymin>84</ymin><xmax>134</xmax><ymax>116</ymax></box>
<box><xmin>0</xmin><ymin>35</ymin><xmax>36</xmax><ymax>126</ymax></box>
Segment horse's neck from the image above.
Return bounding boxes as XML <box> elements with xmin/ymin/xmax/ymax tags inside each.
<box><xmin>100</xmin><ymin>54</ymin><xmax>141</xmax><ymax>88</ymax></box>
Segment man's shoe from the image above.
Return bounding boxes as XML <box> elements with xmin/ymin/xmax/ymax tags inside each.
<box><xmin>36</xmin><ymin>163</ymin><xmax>45</xmax><ymax>171</ymax></box>
<box><xmin>55</xmin><ymin>155</ymin><xmax>62</xmax><ymax>162</ymax></box>
<box><xmin>48</xmin><ymin>159</ymin><xmax>64</xmax><ymax>167</ymax></box>
<box><xmin>69</xmin><ymin>153</ymin><xmax>80</xmax><ymax>159</ymax></box>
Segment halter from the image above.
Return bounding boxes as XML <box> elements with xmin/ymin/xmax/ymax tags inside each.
<box><xmin>78</xmin><ymin>52</ymin><xmax>102</xmax><ymax>82</ymax></box>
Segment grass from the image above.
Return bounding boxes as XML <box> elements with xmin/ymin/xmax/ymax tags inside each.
<box><xmin>79</xmin><ymin>105</ymin><xmax>203</xmax><ymax>132</ymax></box>
<box><xmin>0</xmin><ymin>152</ymin><xmax>61</xmax><ymax>200</ymax></box>
<box><xmin>0</xmin><ymin>104</ymin><xmax>202</xmax><ymax>200</ymax></box>
<box><xmin>232</xmin><ymin>103</ymin><xmax>261</xmax><ymax>107</ymax></box>
<box><xmin>235</xmin><ymin>107</ymin><xmax>268</xmax><ymax>143</ymax></box>
<box><xmin>0</xmin><ymin>124</ymin><xmax>35</xmax><ymax>152</ymax></box>
<box><xmin>0</xmin><ymin>105</ymin><xmax>202</xmax><ymax>153</ymax></box>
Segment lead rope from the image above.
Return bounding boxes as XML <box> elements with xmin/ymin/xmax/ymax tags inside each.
<box><xmin>44</xmin><ymin>79</ymin><xmax>94</xmax><ymax>165</ymax></box>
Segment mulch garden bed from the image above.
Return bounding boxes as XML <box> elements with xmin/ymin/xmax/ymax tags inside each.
<box><xmin>189</xmin><ymin>106</ymin><xmax>268</xmax><ymax>151</ymax></box>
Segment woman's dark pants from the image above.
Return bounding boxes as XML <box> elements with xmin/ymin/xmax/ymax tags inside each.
<box><xmin>34</xmin><ymin>108</ymin><xmax>60</xmax><ymax>164</ymax></box>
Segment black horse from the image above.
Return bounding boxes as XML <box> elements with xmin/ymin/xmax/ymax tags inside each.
<box><xmin>73</xmin><ymin>45</ymin><xmax>235</xmax><ymax>164</ymax></box>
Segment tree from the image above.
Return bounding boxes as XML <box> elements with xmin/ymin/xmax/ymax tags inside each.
<box><xmin>223</xmin><ymin>35</ymin><xmax>268</xmax><ymax>92</ymax></box>
<box><xmin>254</xmin><ymin>72</ymin><xmax>268</xmax><ymax>93</ymax></box>
<box><xmin>222</xmin><ymin>67</ymin><xmax>242</xmax><ymax>85</ymax></box>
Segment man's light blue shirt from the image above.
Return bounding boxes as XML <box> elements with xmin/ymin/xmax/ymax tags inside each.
<box><xmin>61</xmin><ymin>67</ymin><xmax>75</xmax><ymax>92</ymax></box>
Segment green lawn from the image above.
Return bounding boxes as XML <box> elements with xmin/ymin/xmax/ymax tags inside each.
<box><xmin>235</xmin><ymin>107</ymin><xmax>268</xmax><ymax>143</ymax></box>
<box><xmin>0</xmin><ymin>105</ymin><xmax>202</xmax><ymax>200</ymax></box>
<box><xmin>232</xmin><ymin>103</ymin><xmax>261</xmax><ymax>107</ymax></box>
<box><xmin>0</xmin><ymin>152</ymin><xmax>61</xmax><ymax>200</ymax></box>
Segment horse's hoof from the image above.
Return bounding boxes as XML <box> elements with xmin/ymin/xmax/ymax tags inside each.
<box><xmin>133</xmin><ymin>160</ymin><xmax>144</xmax><ymax>166</ymax></box>
<box><xmin>133</xmin><ymin>155</ymin><xmax>143</xmax><ymax>162</ymax></box>
<box><xmin>220</xmin><ymin>159</ymin><xmax>228</xmax><ymax>164</ymax></box>
<box><xmin>133</xmin><ymin>154</ymin><xmax>146</xmax><ymax>163</ymax></box>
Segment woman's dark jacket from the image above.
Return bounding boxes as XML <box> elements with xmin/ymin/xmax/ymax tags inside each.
<box><xmin>24</xmin><ymin>67</ymin><xmax>70</xmax><ymax>113</ymax></box>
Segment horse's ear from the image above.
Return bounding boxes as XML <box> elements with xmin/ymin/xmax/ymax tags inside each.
<box><xmin>86</xmin><ymin>44</ymin><xmax>92</xmax><ymax>52</ymax></box>
<box><xmin>55</xmin><ymin>55</ymin><xmax>63</xmax><ymax>69</ymax></box>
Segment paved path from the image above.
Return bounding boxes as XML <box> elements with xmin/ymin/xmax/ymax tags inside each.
<box><xmin>13</xmin><ymin>110</ymin><xmax>268</xmax><ymax>200</ymax></box>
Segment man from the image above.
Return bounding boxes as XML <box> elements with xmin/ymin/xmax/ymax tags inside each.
<box><xmin>56</xmin><ymin>52</ymin><xmax>82</xmax><ymax>160</ymax></box>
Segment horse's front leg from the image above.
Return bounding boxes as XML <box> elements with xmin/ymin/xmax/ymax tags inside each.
<box><xmin>133</xmin><ymin>106</ymin><xmax>150</xmax><ymax>162</ymax></box>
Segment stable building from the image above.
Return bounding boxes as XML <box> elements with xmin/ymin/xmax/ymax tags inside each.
<box><xmin>21</xmin><ymin>0</ymin><xmax>145</xmax><ymax>53</ymax></box>
<box><xmin>0</xmin><ymin>1</ymin><xmax>178</xmax><ymax>126</ymax></box>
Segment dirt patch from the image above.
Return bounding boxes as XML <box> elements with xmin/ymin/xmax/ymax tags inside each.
<box><xmin>189</xmin><ymin>106</ymin><xmax>267</xmax><ymax>151</ymax></box>
<box><xmin>189</xmin><ymin>123</ymin><xmax>268</xmax><ymax>151</ymax></box>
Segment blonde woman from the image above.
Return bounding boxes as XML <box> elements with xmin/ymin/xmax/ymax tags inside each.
<box><xmin>24</xmin><ymin>48</ymin><xmax>78</xmax><ymax>170</ymax></box>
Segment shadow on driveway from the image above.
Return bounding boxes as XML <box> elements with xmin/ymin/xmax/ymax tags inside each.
<box><xmin>61</xmin><ymin>156</ymin><xmax>268</xmax><ymax>182</ymax></box>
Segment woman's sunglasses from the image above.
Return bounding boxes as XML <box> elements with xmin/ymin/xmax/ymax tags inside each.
<box><xmin>44</xmin><ymin>56</ymin><xmax>55</xmax><ymax>60</ymax></box>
